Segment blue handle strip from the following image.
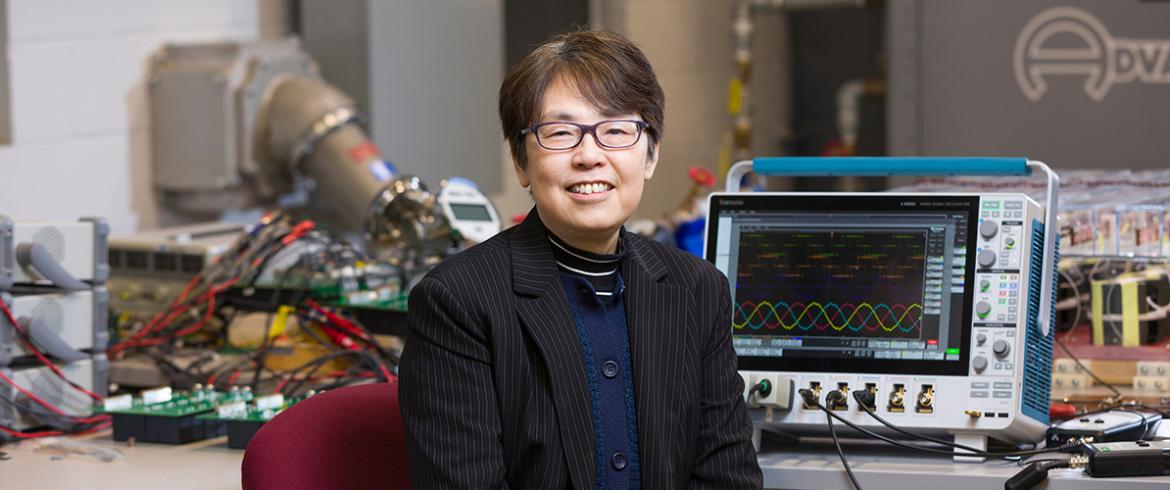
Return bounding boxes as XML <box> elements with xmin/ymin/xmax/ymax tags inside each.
<box><xmin>752</xmin><ymin>157</ymin><xmax>1030</xmax><ymax>177</ymax></box>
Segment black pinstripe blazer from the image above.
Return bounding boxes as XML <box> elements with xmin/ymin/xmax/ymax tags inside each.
<box><xmin>399</xmin><ymin>210</ymin><xmax>762</xmax><ymax>489</ymax></box>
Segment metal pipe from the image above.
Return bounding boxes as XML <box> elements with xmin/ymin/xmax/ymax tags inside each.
<box><xmin>728</xmin><ymin>0</ymin><xmax>874</xmax><ymax>163</ymax></box>
<box><xmin>259</xmin><ymin>76</ymin><xmax>453</xmax><ymax>271</ymax></box>
<box><xmin>261</xmin><ymin>77</ymin><xmax>388</xmax><ymax>233</ymax></box>
<box><xmin>836</xmin><ymin>79</ymin><xmax>865</xmax><ymax>152</ymax></box>
<box><xmin>732</xmin><ymin>0</ymin><xmax>755</xmax><ymax>163</ymax></box>
<box><xmin>836</xmin><ymin>78</ymin><xmax>886</xmax><ymax>155</ymax></box>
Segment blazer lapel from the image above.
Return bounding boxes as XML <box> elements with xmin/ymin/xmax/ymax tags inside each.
<box><xmin>511</xmin><ymin>210</ymin><xmax>595</xmax><ymax>490</ymax></box>
<box><xmin>622</xmin><ymin>231</ymin><xmax>688</xmax><ymax>483</ymax></box>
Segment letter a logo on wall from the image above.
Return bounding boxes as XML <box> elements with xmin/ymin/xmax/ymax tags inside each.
<box><xmin>1015</xmin><ymin>6</ymin><xmax>1170</xmax><ymax>102</ymax></box>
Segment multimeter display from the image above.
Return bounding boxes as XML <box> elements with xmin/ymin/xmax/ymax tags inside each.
<box><xmin>449</xmin><ymin>203</ymin><xmax>493</xmax><ymax>221</ymax></box>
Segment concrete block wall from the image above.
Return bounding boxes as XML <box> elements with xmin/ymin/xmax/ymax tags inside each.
<box><xmin>0</xmin><ymin>0</ymin><xmax>287</xmax><ymax>233</ymax></box>
<box><xmin>0</xmin><ymin>0</ymin><xmax>789</xmax><ymax>233</ymax></box>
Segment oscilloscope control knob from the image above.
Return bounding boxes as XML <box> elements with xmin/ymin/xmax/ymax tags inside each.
<box><xmin>978</xmin><ymin>250</ymin><xmax>997</xmax><ymax>268</ymax></box>
<box><xmin>973</xmin><ymin>355</ymin><xmax>988</xmax><ymax>373</ymax></box>
<box><xmin>980</xmin><ymin>220</ymin><xmax>999</xmax><ymax>239</ymax></box>
<box><xmin>975</xmin><ymin>301</ymin><xmax>991</xmax><ymax>319</ymax></box>
<box><xmin>976</xmin><ymin>333</ymin><xmax>987</xmax><ymax>345</ymax></box>
<box><xmin>993</xmin><ymin>339</ymin><xmax>1010</xmax><ymax>357</ymax></box>
<box><xmin>979</xmin><ymin>279</ymin><xmax>990</xmax><ymax>292</ymax></box>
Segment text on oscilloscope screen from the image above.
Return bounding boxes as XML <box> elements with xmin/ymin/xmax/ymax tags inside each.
<box><xmin>713</xmin><ymin>199</ymin><xmax>974</xmax><ymax>368</ymax></box>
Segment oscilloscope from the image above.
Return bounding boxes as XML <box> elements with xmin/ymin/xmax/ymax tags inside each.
<box><xmin>708</xmin><ymin>157</ymin><xmax>1060</xmax><ymax>458</ymax></box>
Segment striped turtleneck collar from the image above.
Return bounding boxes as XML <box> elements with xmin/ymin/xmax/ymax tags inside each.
<box><xmin>548</xmin><ymin>232</ymin><xmax>624</xmax><ymax>295</ymax></box>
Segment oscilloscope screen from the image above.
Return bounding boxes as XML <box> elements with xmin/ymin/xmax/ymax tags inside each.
<box><xmin>733</xmin><ymin>229</ymin><xmax>929</xmax><ymax>340</ymax></box>
<box><xmin>708</xmin><ymin>194</ymin><xmax>979</xmax><ymax>376</ymax></box>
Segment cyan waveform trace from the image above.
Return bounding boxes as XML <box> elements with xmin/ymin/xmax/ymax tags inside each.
<box><xmin>733</xmin><ymin>300</ymin><xmax>923</xmax><ymax>333</ymax></box>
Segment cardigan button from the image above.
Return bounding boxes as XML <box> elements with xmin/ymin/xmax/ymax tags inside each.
<box><xmin>611</xmin><ymin>452</ymin><xmax>627</xmax><ymax>471</ymax></box>
<box><xmin>602</xmin><ymin>360</ymin><xmax>619</xmax><ymax>379</ymax></box>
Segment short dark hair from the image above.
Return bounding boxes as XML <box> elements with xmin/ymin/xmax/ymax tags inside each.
<box><xmin>498</xmin><ymin>30</ymin><xmax>665</xmax><ymax>169</ymax></box>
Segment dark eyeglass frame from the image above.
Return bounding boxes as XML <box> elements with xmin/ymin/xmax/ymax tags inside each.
<box><xmin>520</xmin><ymin>120</ymin><xmax>648</xmax><ymax>150</ymax></box>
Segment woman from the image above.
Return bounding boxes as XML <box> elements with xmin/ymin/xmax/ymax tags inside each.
<box><xmin>399</xmin><ymin>30</ymin><xmax>762</xmax><ymax>489</ymax></box>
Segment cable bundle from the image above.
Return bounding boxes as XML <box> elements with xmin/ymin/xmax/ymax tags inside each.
<box><xmin>108</xmin><ymin>212</ymin><xmax>397</xmax><ymax>398</ymax></box>
<box><xmin>787</xmin><ymin>387</ymin><xmax>1084</xmax><ymax>490</ymax></box>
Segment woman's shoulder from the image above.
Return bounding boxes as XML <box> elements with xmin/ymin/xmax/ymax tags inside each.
<box><xmin>421</xmin><ymin>226</ymin><xmax>515</xmax><ymax>285</ymax></box>
<box><xmin>624</xmin><ymin>232</ymin><xmax>725</xmax><ymax>287</ymax></box>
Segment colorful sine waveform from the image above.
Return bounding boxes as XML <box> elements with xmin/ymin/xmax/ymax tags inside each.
<box><xmin>733</xmin><ymin>229</ymin><xmax>930</xmax><ymax>338</ymax></box>
<box><xmin>733</xmin><ymin>300</ymin><xmax>923</xmax><ymax>333</ymax></box>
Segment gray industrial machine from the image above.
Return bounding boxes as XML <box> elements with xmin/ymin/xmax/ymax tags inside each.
<box><xmin>149</xmin><ymin>39</ymin><xmax>458</xmax><ymax>276</ymax></box>
<box><xmin>888</xmin><ymin>0</ymin><xmax>1170</xmax><ymax>169</ymax></box>
<box><xmin>106</xmin><ymin>222</ymin><xmax>245</xmax><ymax>316</ymax></box>
<box><xmin>0</xmin><ymin>288</ymin><xmax>108</xmax><ymax>366</ymax></box>
<box><xmin>0</xmin><ymin>215</ymin><xmax>110</xmax><ymax>431</ymax></box>
<box><xmin>0</xmin><ymin>356</ymin><xmax>106</xmax><ymax>431</ymax></box>
<box><xmin>0</xmin><ymin>216</ymin><xmax>109</xmax><ymax>289</ymax></box>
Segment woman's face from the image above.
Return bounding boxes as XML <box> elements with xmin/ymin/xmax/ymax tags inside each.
<box><xmin>514</xmin><ymin>77</ymin><xmax>659</xmax><ymax>247</ymax></box>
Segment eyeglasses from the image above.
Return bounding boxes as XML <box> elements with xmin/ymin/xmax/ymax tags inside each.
<box><xmin>521</xmin><ymin>120</ymin><xmax>648</xmax><ymax>151</ymax></box>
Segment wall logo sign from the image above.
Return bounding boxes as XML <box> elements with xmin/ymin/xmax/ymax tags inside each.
<box><xmin>1014</xmin><ymin>6</ymin><xmax>1170</xmax><ymax>101</ymax></box>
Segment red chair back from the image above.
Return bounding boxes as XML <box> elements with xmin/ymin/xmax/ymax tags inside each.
<box><xmin>242</xmin><ymin>382</ymin><xmax>411</xmax><ymax>490</ymax></box>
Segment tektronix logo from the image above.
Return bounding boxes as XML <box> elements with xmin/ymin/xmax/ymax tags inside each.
<box><xmin>1014</xmin><ymin>6</ymin><xmax>1170</xmax><ymax>101</ymax></box>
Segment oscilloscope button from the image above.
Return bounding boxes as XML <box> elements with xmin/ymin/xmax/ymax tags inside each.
<box><xmin>975</xmin><ymin>301</ymin><xmax>991</xmax><ymax>319</ymax></box>
<box><xmin>978</xmin><ymin>250</ymin><xmax>997</xmax><ymax>268</ymax></box>
<box><xmin>993</xmin><ymin>339</ymin><xmax>1010</xmax><ymax>357</ymax></box>
<box><xmin>973</xmin><ymin>356</ymin><xmax>988</xmax><ymax>373</ymax></box>
<box><xmin>979</xmin><ymin>220</ymin><xmax>999</xmax><ymax>239</ymax></box>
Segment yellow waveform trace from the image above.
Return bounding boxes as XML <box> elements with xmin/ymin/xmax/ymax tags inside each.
<box><xmin>733</xmin><ymin>301</ymin><xmax>924</xmax><ymax>332</ymax></box>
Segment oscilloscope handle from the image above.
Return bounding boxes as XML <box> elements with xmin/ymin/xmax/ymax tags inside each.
<box><xmin>724</xmin><ymin>157</ymin><xmax>1061</xmax><ymax>336</ymax></box>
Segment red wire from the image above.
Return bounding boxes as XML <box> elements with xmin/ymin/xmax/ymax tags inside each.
<box><xmin>0</xmin><ymin>297</ymin><xmax>103</xmax><ymax>401</ymax></box>
<box><xmin>138</xmin><ymin>278</ymin><xmax>229</xmax><ymax>339</ymax></box>
<box><xmin>0</xmin><ymin>419</ymin><xmax>113</xmax><ymax>439</ymax></box>
<box><xmin>226</xmin><ymin>369</ymin><xmax>242</xmax><ymax>386</ymax></box>
<box><xmin>305</xmin><ymin>300</ymin><xmax>371</xmax><ymax>341</ymax></box>
<box><xmin>109</xmin><ymin>278</ymin><xmax>238</xmax><ymax>354</ymax></box>
<box><xmin>272</xmin><ymin>370</ymin><xmax>378</xmax><ymax>394</ymax></box>
<box><xmin>175</xmin><ymin>274</ymin><xmax>204</xmax><ymax>304</ymax></box>
<box><xmin>71</xmin><ymin>419</ymin><xmax>113</xmax><ymax>435</ymax></box>
<box><xmin>115</xmin><ymin>274</ymin><xmax>227</xmax><ymax>349</ymax></box>
<box><xmin>76</xmin><ymin>414</ymin><xmax>111</xmax><ymax>424</ymax></box>
<box><xmin>0</xmin><ymin>366</ymin><xmax>110</xmax><ymax>427</ymax></box>
<box><xmin>377</xmin><ymin>363</ymin><xmax>394</xmax><ymax>384</ymax></box>
<box><xmin>162</xmin><ymin>295</ymin><xmax>218</xmax><ymax>340</ymax></box>
<box><xmin>125</xmin><ymin>274</ymin><xmax>204</xmax><ymax>343</ymax></box>
<box><xmin>0</xmin><ymin>425</ymin><xmax>64</xmax><ymax>438</ymax></box>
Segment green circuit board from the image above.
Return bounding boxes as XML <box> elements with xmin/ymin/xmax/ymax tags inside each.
<box><xmin>196</xmin><ymin>392</ymin><xmax>314</xmax><ymax>422</ymax></box>
<box><xmin>99</xmin><ymin>387</ymin><xmax>255</xmax><ymax>417</ymax></box>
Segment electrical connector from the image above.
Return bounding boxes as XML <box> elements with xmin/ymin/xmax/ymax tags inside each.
<box><xmin>747</xmin><ymin>378</ymin><xmax>773</xmax><ymax>403</ymax></box>
<box><xmin>826</xmin><ymin>389</ymin><xmax>848</xmax><ymax>411</ymax></box>
<box><xmin>855</xmin><ymin>383</ymin><xmax>877</xmax><ymax>412</ymax></box>
<box><xmin>745</xmin><ymin>374</ymin><xmax>794</xmax><ymax>410</ymax></box>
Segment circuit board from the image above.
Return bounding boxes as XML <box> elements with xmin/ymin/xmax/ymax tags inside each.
<box><xmin>99</xmin><ymin>387</ymin><xmax>255</xmax><ymax>417</ymax></box>
<box><xmin>333</xmin><ymin>291</ymin><xmax>408</xmax><ymax>312</ymax></box>
<box><xmin>101</xmin><ymin>387</ymin><xmax>255</xmax><ymax>444</ymax></box>
<box><xmin>196</xmin><ymin>392</ymin><xmax>315</xmax><ymax>448</ymax></box>
<box><xmin>197</xmin><ymin>392</ymin><xmax>312</xmax><ymax>422</ymax></box>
